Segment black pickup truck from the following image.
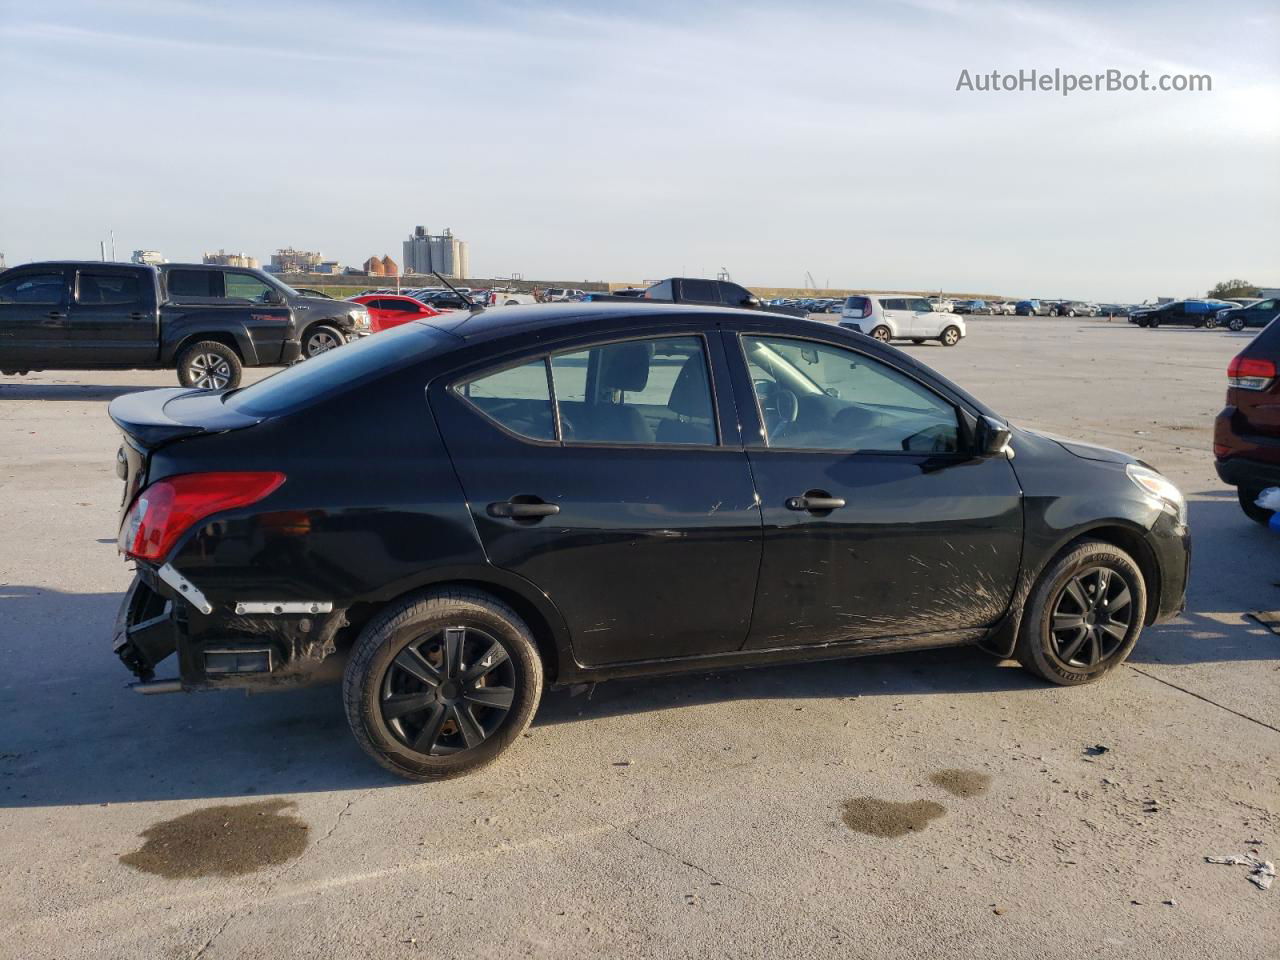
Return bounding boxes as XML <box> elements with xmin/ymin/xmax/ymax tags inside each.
<box><xmin>582</xmin><ymin>277</ymin><xmax>807</xmax><ymax>317</ymax></box>
<box><xmin>0</xmin><ymin>261</ymin><xmax>371</xmax><ymax>389</ymax></box>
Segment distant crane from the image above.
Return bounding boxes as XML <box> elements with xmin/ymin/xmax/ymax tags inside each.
<box><xmin>805</xmin><ymin>271</ymin><xmax>817</xmax><ymax>292</ymax></box>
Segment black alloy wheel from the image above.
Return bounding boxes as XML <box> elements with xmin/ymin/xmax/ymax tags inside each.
<box><xmin>379</xmin><ymin>626</ymin><xmax>515</xmax><ymax>756</ymax></box>
<box><xmin>1230</xmin><ymin>317</ymin><xmax>1246</xmax><ymax>332</ymax></box>
<box><xmin>343</xmin><ymin>588</ymin><xmax>543</xmax><ymax>780</ymax></box>
<box><xmin>1015</xmin><ymin>539</ymin><xmax>1146</xmax><ymax>684</ymax></box>
<box><xmin>1046</xmin><ymin>566</ymin><xmax>1133</xmax><ymax>668</ymax></box>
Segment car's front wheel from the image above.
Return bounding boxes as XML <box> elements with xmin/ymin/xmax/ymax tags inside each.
<box><xmin>940</xmin><ymin>325</ymin><xmax>961</xmax><ymax>346</ymax></box>
<box><xmin>1230</xmin><ymin>318</ymin><xmax>1246</xmax><ymax>332</ymax></box>
<box><xmin>1014</xmin><ymin>540</ymin><xmax>1147</xmax><ymax>685</ymax></box>
<box><xmin>302</xmin><ymin>324</ymin><xmax>345</xmax><ymax>358</ymax></box>
<box><xmin>343</xmin><ymin>588</ymin><xmax>544</xmax><ymax>781</ymax></box>
<box><xmin>869</xmin><ymin>325</ymin><xmax>892</xmax><ymax>342</ymax></box>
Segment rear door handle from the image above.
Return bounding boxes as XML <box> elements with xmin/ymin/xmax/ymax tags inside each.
<box><xmin>785</xmin><ymin>492</ymin><xmax>846</xmax><ymax>513</ymax></box>
<box><xmin>487</xmin><ymin>498</ymin><xmax>560</xmax><ymax>520</ymax></box>
<box><xmin>129</xmin><ymin>312</ymin><xmax>148</xmax><ymax>320</ymax></box>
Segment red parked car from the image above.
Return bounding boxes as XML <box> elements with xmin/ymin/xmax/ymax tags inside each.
<box><xmin>349</xmin><ymin>294</ymin><xmax>441</xmax><ymax>333</ymax></box>
<box><xmin>1214</xmin><ymin>318</ymin><xmax>1280</xmax><ymax>523</ymax></box>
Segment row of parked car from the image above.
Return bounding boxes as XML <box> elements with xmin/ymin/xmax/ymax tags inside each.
<box><xmin>1130</xmin><ymin>297</ymin><xmax>1280</xmax><ymax>331</ymax></box>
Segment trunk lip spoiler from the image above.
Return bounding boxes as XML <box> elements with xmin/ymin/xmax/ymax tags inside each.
<box><xmin>108</xmin><ymin>387</ymin><xmax>263</xmax><ymax>449</ymax></box>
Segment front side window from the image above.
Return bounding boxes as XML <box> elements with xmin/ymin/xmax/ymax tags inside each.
<box><xmin>224</xmin><ymin>272</ymin><xmax>274</xmax><ymax>302</ymax></box>
<box><xmin>551</xmin><ymin>336</ymin><xmax>716</xmax><ymax>445</ymax></box>
<box><xmin>77</xmin><ymin>272</ymin><xmax>142</xmax><ymax>306</ymax></box>
<box><xmin>0</xmin><ymin>272</ymin><xmax>64</xmax><ymax>305</ymax></box>
<box><xmin>905</xmin><ymin>298</ymin><xmax>932</xmax><ymax>313</ymax></box>
<box><xmin>458</xmin><ymin>359</ymin><xmax>555</xmax><ymax>441</ymax></box>
<box><xmin>742</xmin><ymin>336</ymin><xmax>961</xmax><ymax>454</ymax></box>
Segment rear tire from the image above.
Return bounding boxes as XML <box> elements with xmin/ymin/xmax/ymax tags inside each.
<box><xmin>176</xmin><ymin>341</ymin><xmax>242</xmax><ymax>390</ymax></box>
<box><xmin>940</xmin><ymin>326</ymin><xmax>961</xmax><ymax>346</ymax></box>
<box><xmin>1014</xmin><ymin>540</ymin><xmax>1146</xmax><ymax>685</ymax></box>
<box><xmin>870</xmin><ymin>325</ymin><xmax>892</xmax><ymax>343</ymax></box>
<box><xmin>1238</xmin><ymin>486</ymin><xmax>1275</xmax><ymax>525</ymax></box>
<box><xmin>343</xmin><ymin>588</ymin><xmax>544</xmax><ymax>782</ymax></box>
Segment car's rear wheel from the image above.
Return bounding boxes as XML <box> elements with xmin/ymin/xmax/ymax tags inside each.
<box><xmin>870</xmin><ymin>325</ymin><xmax>891</xmax><ymax>342</ymax></box>
<box><xmin>343</xmin><ymin>588</ymin><xmax>543</xmax><ymax>781</ymax></box>
<box><xmin>1237</xmin><ymin>486</ymin><xmax>1275</xmax><ymax>524</ymax></box>
<box><xmin>1067</xmin><ymin>309</ymin><xmax>1076</xmax><ymax>317</ymax></box>
<box><xmin>940</xmin><ymin>326</ymin><xmax>961</xmax><ymax>346</ymax></box>
<box><xmin>302</xmin><ymin>324</ymin><xmax>345</xmax><ymax>358</ymax></box>
<box><xmin>1014</xmin><ymin>540</ymin><xmax>1147</xmax><ymax>685</ymax></box>
<box><xmin>176</xmin><ymin>341</ymin><xmax>242</xmax><ymax>390</ymax></box>
<box><xmin>1204</xmin><ymin>317</ymin><xmax>1218</xmax><ymax>329</ymax></box>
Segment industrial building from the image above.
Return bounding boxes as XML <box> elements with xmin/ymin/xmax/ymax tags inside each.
<box><xmin>362</xmin><ymin>255</ymin><xmax>399</xmax><ymax>277</ymax></box>
<box><xmin>268</xmin><ymin>247</ymin><xmax>323</xmax><ymax>274</ymax></box>
<box><xmin>402</xmin><ymin>226</ymin><xmax>469</xmax><ymax>279</ymax></box>
<box><xmin>203</xmin><ymin>250</ymin><xmax>260</xmax><ymax>268</ymax></box>
<box><xmin>130</xmin><ymin>249</ymin><xmax>165</xmax><ymax>265</ymax></box>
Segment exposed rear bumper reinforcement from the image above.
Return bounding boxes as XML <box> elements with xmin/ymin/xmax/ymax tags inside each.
<box><xmin>130</xmin><ymin>678</ymin><xmax>183</xmax><ymax>695</ymax></box>
<box><xmin>157</xmin><ymin>562</ymin><xmax>212</xmax><ymax>615</ymax></box>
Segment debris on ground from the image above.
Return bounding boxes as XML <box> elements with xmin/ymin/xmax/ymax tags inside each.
<box><xmin>1205</xmin><ymin>854</ymin><xmax>1275</xmax><ymax>891</ymax></box>
<box><xmin>1084</xmin><ymin>744</ymin><xmax>1110</xmax><ymax>757</ymax></box>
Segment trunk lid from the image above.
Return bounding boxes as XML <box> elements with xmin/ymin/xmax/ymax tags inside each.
<box><xmin>109</xmin><ymin>387</ymin><xmax>265</xmax><ymax>514</ymax></box>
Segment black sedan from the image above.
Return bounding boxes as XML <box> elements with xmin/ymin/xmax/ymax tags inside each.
<box><xmin>109</xmin><ymin>304</ymin><xmax>1190</xmax><ymax>780</ymax></box>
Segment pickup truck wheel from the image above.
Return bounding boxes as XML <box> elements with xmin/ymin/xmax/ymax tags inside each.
<box><xmin>940</xmin><ymin>326</ymin><xmax>961</xmax><ymax>346</ymax></box>
<box><xmin>302</xmin><ymin>324</ymin><xmax>345</xmax><ymax>358</ymax></box>
<box><xmin>176</xmin><ymin>341</ymin><xmax>242</xmax><ymax>390</ymax></box>
<box><xmin>343</xmin><ymin>588</ymin><xmax>544</xmax><ymax>782</ymax></box>
<box><xmin>1015</xmin><ymin>540</ymin><xmax>1146</xmax><ymax>685</ymax></box>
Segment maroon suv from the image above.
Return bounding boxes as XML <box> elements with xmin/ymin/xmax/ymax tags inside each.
<box><xmin>1214</xmin><ymin>319</ymin><xmax>1280</xmax><ymax>522</ymax></box>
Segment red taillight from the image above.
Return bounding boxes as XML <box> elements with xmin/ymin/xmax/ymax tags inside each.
<box><xmin>1227</xmin><ymin>355</ymin><xmax>1276</xmax><ymax>390</ymax></box>
<box><xmin>119</xmin><ymin>472</ymin><xmax>286</xmax><ymax>561</ymax></box>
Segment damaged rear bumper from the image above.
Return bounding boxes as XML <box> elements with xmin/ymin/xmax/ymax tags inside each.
<box><xmin>112</xmin><ymin>569</ymin><xmax>348</xmax><ymax>692</ymax></box>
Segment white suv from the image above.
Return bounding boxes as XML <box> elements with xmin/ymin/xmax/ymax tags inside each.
<box><xmin>839</xmin><ymin>294</ymin><xmax>966</xmax><ymax>346</ymax></box>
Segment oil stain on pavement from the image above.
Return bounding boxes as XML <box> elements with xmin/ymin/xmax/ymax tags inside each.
<box><xmin>120</xmin><ymin>798</ymin><xmax>308</xmax><ymax>878</ymax></box>
<box><xmin>928</xmin><ymin>769</ymin><xmax>992</xmax><ymax>798</ymax></box>
<box><xmin>841</xmin><ymin>798</ymin><xmax>946</xmax><ymax>838</ymax></box>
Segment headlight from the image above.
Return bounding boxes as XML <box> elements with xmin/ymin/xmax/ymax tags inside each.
<box><xmin>351</xmin><ymin>310</ymin><xmax>370</xmax><ymax>330</ymax></box>
<box><xmin>1126</xmin><ymin>464</ymin><xmax>1186</xmax><ymax>525</ymax></box>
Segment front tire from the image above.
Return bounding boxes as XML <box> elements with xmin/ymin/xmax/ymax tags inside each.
<box><xmin>302</xmin><ymin>324</ymin><xmax>345</xmax><ymax>358</ymax></box>
<box><xmin>869</xmin><ymin>325</ymin><xmax>892</xmax><ymax>343</ymax></box>
<box><xmin>1014</xmin><ymin>540</ymin><xmax>1146</xmax><ymax>685</ymax></box>
<box><xmin>940</xmin><ymin>325</ymin><xmax>961</xmax><ymax>346</ymax></box>
<box><xmin>343</xmin><ymin>588</ymin><xmax>544</xmax><ymax>781</ymax></box>
<box><xmin>1230</xmin><ymin>317</ymin><xmax>1246</xmax><ymax>332</ymax></box>
<box><xmin>176</xmin><ymin>341</ymin><xmax>242</xmax><ymax>390</ymax></box>
<box><xmin>1238</xmin><ymin>486</ymin><xmax>1275</xmax><ymax>524</ymax></box>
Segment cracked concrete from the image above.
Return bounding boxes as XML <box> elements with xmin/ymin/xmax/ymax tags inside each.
<box><xmin>1</xmin><ymin>317</ymin><xmax>1277</xmax><ymax>959</ymax></box>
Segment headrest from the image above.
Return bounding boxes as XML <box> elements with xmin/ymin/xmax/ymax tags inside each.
<box><xmin>598</xmin><ymin>342</ymin><xmax>651</xmax><ymax>394</ymax></box>
<box><xmin>668</xmin><ymin>354</ymin><xmax>711</xmax><ymax>417</ymax></box>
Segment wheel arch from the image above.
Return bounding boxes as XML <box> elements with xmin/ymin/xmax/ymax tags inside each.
<box><xmin>340</xmin><ymin>570</ymin><xmax>573</xmax><ymax>685</ymax></box>
<box><xmin>168</xmin><ymin>330</ymin><xmax>250</xmax><ymax>365</ymax></box>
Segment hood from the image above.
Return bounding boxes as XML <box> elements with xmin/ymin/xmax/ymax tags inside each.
<box><xmin>1019</xmin><ymin>427</ymin><xmax>1137</xmax><ymax>465</ymax></box>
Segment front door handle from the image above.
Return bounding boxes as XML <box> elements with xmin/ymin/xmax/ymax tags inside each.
<box><xmin>487</xmin><ymin>498</ymin><xmax>560</xmax><ymax>520</ymax></box>
<box><xmin>785</xmin><ymin>491</ymin><xmax>846</xmax><ymax>513</ymax></box>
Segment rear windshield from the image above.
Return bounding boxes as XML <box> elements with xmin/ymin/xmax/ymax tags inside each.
<box><xmin>223</xmin><ymin>323</ymin><xmax>453</xmax><ymax>417</ymax></box>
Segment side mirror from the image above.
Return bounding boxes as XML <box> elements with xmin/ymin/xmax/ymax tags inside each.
<box><xmin>745</xmin><ymin>296</ymin><xmax>762</xmax><ymax>308</ymax></box>
<box><xmin>977</xmin><ymin>415</ymin><xmax>1013</xmax><ymax>457</ymax></box>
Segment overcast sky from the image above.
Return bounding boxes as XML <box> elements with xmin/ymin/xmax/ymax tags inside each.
<box><xmin>0</xmin><ymin>0</ymin><xmax>1276</xmax><ymax>299</ymax></box>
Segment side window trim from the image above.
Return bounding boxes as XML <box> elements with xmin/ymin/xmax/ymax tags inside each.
<box><xmin>732</xmin><ymin>331</ymin><xmax>972</xmax><ymax>456</ymax></box>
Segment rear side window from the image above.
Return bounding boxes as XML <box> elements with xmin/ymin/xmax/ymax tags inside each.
<box><xmin>224</xmin><ymin>323</ymin><xmax>451</xmax><ymax>417</ymax></box>
<box><xmin>645</xmin><ymin>280</ymin><xmax>672</xmax><ymax>300</ymax></box>
<box><xmin>0</xmin><ymin>272</ymin><xmax>65</xmax><ymax>304</ymax></box>
<box><xmin>77</xmin><ymin>272</ymin><xmax>142</xmax><ymax>306</ymax></box>
<box><xmin>458</xmin><ymin>359</ymin><xmax>555</xmax><ymax>441</ymax></box>
<box><xmin>166</xmin><ymin>269</ymin><xmax>222</xmax><ymax>298</ymax></box>
<box><xmin>679</xmin><ymin>279</ymin><xmax>718</xmax><ymax>303</ymax></box>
